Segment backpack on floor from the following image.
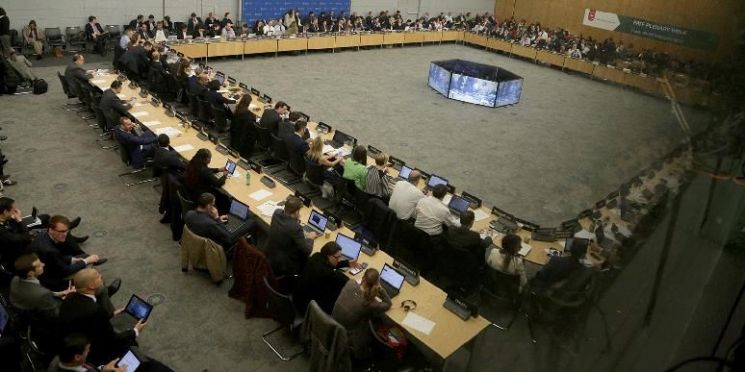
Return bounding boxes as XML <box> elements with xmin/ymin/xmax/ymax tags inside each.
<box><xmin>33</xmin><ymin>79</ymin><xmax>48</xmax><ymax>95</ymax></box>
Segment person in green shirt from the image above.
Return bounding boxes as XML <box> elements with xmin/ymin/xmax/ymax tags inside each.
<box><xmin>342</xmin><ymin>145</ymin><xmax>368</xmax><ymax>190</ymax></box>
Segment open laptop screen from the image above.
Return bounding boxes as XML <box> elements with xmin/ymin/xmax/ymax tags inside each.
<box><xmin>448</xmin><ymin>195</ymin><xmax>470</xmax><ymax>214</ymax></box>
<box><xmin>427</xmin><ymin>174</ymin><xmax>448</xmax><ymax>188</ymax></box>
<box><xmin>331</xmin><ymin>130</ymin><xmax>353</xmax><ymax>146</ymax></box>
<box><xmin>398</xmin><ymin>165</ymin><xmax>412</xmax><ymax>180</ymax></box>
<box><xmin>229</xmin><ymin>199</ymin><xmax>249</xmax><ymax>219</ymax></box>
<box><xmin>380</xmin><ymin>264</ymin><xmax>405</xmax><ymax>289</ymax></box>
<box><xmin>307</xmin><ymin>210</ymin><xmax>328</xmax><ymax>231</ymax></box>
<box><xmin>335</xmin><ymin>233</ymin><xmax>362</xmax><ymax>261</ymax></box>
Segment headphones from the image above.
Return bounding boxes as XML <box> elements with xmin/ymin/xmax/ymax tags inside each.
<box><xmin>401</xmin><ymin>299</ymin><xmax>417</xmax><ymax>312</ymax></box>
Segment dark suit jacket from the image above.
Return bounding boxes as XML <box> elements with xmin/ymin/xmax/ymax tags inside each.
<box><xmin>259</xmin><ymin>109</ymin><xmax>281</xmax><ymax>134</ymax></box>
<box><xmin>185</xmin><ymin>165</ymin><xmax>226</xmax><ymax>202</ymax></box>
<box><xmin>64</xmin><ymin>63</ymin><xmax>89</xmax><ymax>97</ymax></box>
<box><xmin>183</xmin><ymin>209</ymin><xmax>254</xmax><ymax>249</ymax></box>
<box><xmin>32</xmin><ymin>233</ymin><xmax>86</xmax><ymax>291</ymax></box>
<box><xmin>0</xmin><ymin>219</ymin><xmax>32</xmax><ymax>267</ymax></box>
<box><xmin>113</xmin><ymin>126</ymin><xmax>157</xmax><ymax>169</ymax></box>
<box><xmin>84</xmin><ymin>22</ymin><xmax>105</xmax><ymax>40</ymax></box>
<box><xmin>265</xmin><ymin>209</ymin><xmax>313</xmax><ymax>276</ymax></box>
<box><xmin>187</xmin><ymin>18</ymin><xmax>203</xmax><ymax>33</ymax></box>
<box><xmin>286</xmin><ymin>133</ymin><xmax>310</xmax><ymax>155</ymax></box>
<box><xmin>119</xmin><ymin>45</ymin><xmax>149</xmax><ymax>75</ymax></box>
<box><xmin>205</xmin><ymin>89</ymin><xmax>231</xmax><ymax>107</ymax></box>
<box><xmin>176</xmin><ymin>31</ymin><xmax>189</xmax><ymax>40</ymax></box>
<box><xmin>99</xmin><ymin>89</ymin><xmax>131</xmax><ymax>129</ymax></box>
<box><xmin>533</xmin><ymin>256</ymin><xmax>583</xmax><ymax>289</ymax></box>
<box><xmin>277</xmin><ymin>120</ymin><xmax>294</xmax><ymax>141</ymax></box>
<box><xmin>59</xmin><ymin>293</ymin><xmax>136</xmax><ymax>365</ymax></box>
<box><xmin>152</xmin><ymin>146</ymin><xmax>185</xmax><ymax>176</ymax></box>
<box><xmin>188</xmin><ymin>76</ymin><xmax>206</xmax><ymax>97</ymax></box>
<box><xmin>230</xmin><ymin>111</ymin><xmax>257</xmax><ymax>157</ymax></box>
<box><xmin>293</xmin><ymin>253</ymin><xmax>349</xmax><ymax>314</ymax></box>
<box><xmin>9</xmin><ymin>276</ymin><xmax>61</xmax><ymax>317</ymax></box>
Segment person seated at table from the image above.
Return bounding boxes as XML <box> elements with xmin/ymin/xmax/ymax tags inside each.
<box><xmin>388</xmin><ymin>170</ymin><xmax>424</xmax><ymax>221</ymax></box>
<box><xmin>177</xmin><ymin>24</ymin><xmax>189</xmax><ymax>40</ymax></box>
<box><xmin>265</xmin><ymin>196</ymin><xmax>319</xmax><ymax>278</ymax></box>
<box><xmin>192</xmin><ymin>25</ymin><xmax>208</xmax><ymax>39</ymax></box>
<box><xmin>113</xmin><ymin>116</ymin><xmax>156</xmax><ymax>169</ymax></box>
<box><xmin>22</xmin><ymin>20</ymin><xmax>44</xmax><ymax>59</ymax></box>
<box><xmin>258</xmin><ymin>101</ymin><xmax>289</xmax><ymax>134</ymax></box>
<box><xmin>263</xmin><ymin>20</ymin><xmax>276</xmax><ymax>37</ymax></box>
<box><xmin>208</xmin><ymin>22</ymin><xmax>222</xmax><ymax>38</ymax></box>
<box><xmin>485</xmin><ymin>233</ymin><xmax>527</xmax><ymax>291</ymax></box>
<box><xmin>64</xmin><ymin>54</ymin><xmax>91</xmax><ymax>98</ymax></box>
<box><xmin>306</xmin><ymin>137</ymin><xmax>343</xmax><ymax>184</ymax></box>
<box><xmin>332</xmin><ymin>268</ymin><xmax>392</xmax><ymax>359</ymax></box>
<box><xmin>119</xmin><ymin>40</ymin><xmax>153</xmax><ymax>79</ymax></box>
<box><xmin>286</xmin><ymin>120</ymin><xmax>311</xmax><ymax>158</ymax></box>
<box><xmin>307</xmin><ymin>18</ymin><xmax>320</xmax><ymax>33</ymax></box>
<box><xmin>152</xmin><ymin>134</ymin><xmax>186</xmax><ymax>176</ymax></box>
<box><xmin>183</xmin><ymin>148</ymin><xmax>229</xmax><ymax>208</ymax></box>
<box><xmin>204</xmin><ymin>12</ymin><xmax>217</xmax><ymax>29</ymax></box>
<box><xmin>184</xmin><ymin>193</ymin><xmax>255</xmax><ymax>251</ymax></box>
<box><xmin>342</xmin><ymin>145</ymin><xmax>368</xmax><ymax>191</ymax></box>
<box><xmin>187</xmin><ymin>12</ymin><xmax>203</xmax><ymax>34</ymax></box>
<box><xmin>48</xmin><ymin>333</ymin><xmax>174</xmax><ymax>372</ymax></box>
<box><xmin>254</xmin><ymin>20</ymin><xmax>266</xmax><ymax>36</ymax></box>
<box><xmin>278</xmin><ymin>110</ymin><xmax>301</xmax><ymax>140</ymax></box>
<box><xmin>532</xmin><ymin>237</ymin><xmax>588</xmax><ymax>290</ymax></box>
<box><xmin>230</xmin><ymin>95</ymin><xmax>257</xmax><ymax>157</ymax></box>
<box><xmin>188</xmin><ymin>72</ymin><xmax>208</xmax><ymax>98</ymax></box>
<box><xmin>205</xmin><ymin>80</ymin><xmax>234</xmax><ymax>119</ymax></box>
<box><xmin>414</xmin><ymin>184</ymin><xmax>459</xmax><ymax>236</ymax></box>
<box><xmin>99</xmin><ymin>80</ymin><xmax>132</xmax><ymax>131</ymax></box>
<box><xmin>137</xmin><ymin>23</ymin><xmax>152</xmax><ymax>41</ymax></box>
<box><xmin>32</xmin><ymin>215</ymin><xmax>106</xmax><ymax>291</ymax></box>
<box><xmin>9</xmin><ymin>253</ymin><xmax>76</xmax><ymax>318</ymax></box>
<box><xmin>153</xmin><ymin>21</ymin><xmax>168</xmax><ymax>43</ymax></box>
<box><xmin>129</xmin><ymin>14</ymin><xmax>144</xmax><ymax>30</ymax></box>
<box><xmin>294</xmin><ymin>241</ymin><xmax>360</xmax><ymax>314</ymax></box>
<box><xmin>221</xmin><ymin>22</ymin><xmax>236</xmax><ymax>39</ymax></box>
<box><xmin>331</xmin><ymin>19</ymin><xmax>344</xmax><ymax>33</ymax></box>
<box><xmin>84</xmin><ymin>16</ymin><xmax>109</xmax><ymax>56</ymax></box>
<box><xmin>364</xmin><ymin>152</ymin><xmax>393</xmax><ymax>200</ymax></box>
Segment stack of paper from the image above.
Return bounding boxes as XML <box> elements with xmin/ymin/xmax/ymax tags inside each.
<box><xmin>402</xmin><ymin>312</ymin><xmax>436</xmax><ymax>335</ymax></box>
<box><xmin>257</xmin><ymin>201</ymin><xmax>282</xmax><ymax>217</ymax></box>
<box><xmin>130</xmin><ymin>111</ymin><xmax>149</xmax><ymax>118</ymax></box>
<box><xmin>172</xmin><ymin>144</ymin><xmax>194</xmax><ymax>153</ymax></box>
<box><xmin>249</xmin><ymin>189</ymin><xmax>273</xmax><ymax>201</ymax></box>
<box><xmin>141</xmin><ymin>121</ymin><xmax>162</xmax><ymax>127</ymax></box>
<box><xmin>154</xmin><ymin>127</ymin><xmax>181</xmax><ymax>138</ymax></box>
<box><xmin>474</xmin><ymin>209</ymin><xmax>490</xmax><ymax>222</ymax></box>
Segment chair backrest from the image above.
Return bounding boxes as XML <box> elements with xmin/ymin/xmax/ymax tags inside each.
<box><xmin>57</xmin><ymin>71</ymin><xmax>72</xmax><ymax>97</ymax></box>
<box><xmin>270</xmin><ymin>133</ymin><xmax>289</xmax><ymax>162</ymax></box>
<box><xmin>305</xmin><ymin>300</ymin><xmax>350</xmax><ymax>369</ymax></box>
<box><xmin>211</xmin><ymin>102</ymin><xmax>228</xmax><ymax>128</ymax></box>
<box><xmin>186</xmin><ymin>91</ymin><xmax>199</xmax><ymax>116</ymax></box>
<box><xmin>255</xmin><ymin>124</ymin><xmax>273</xmax><ymax>151</ymax></box>
<box><xmin>105</xmin><ymin>25</ymin><xmax>121</xmax><ymax>37</ymax></box>
<box><xmin>196</xmin><ymin>96</ymin><xmax>212</xmax><ymax>122</ymax></box>
<box><xmin>364</xmin><ymin>197</ymin><xmax>396</xmax><ymax>249</ymax></box>
<box><xmin>112</xmin><ymin>131</ymin><xmax>132</xmax><ymax>165</ymax></box>
<box><xmin>44</xmin><ymin>27</ymin><xmax>63</xmax><ymax>40</ymax></box>
<box><xmin>65</xmin><ymin>26</ymin><xmax>84</xmax><ymax>41</ymax></box>
<box><xmin>176</xmin><ymin>189</ymin><xmax>195</xmax><ymax>217</ymax></box>
<box><xmin>485</xmin><ymin>266</ymin><xmax>521</xmax><ymax>302</ymax></box>
<box><xmin>263</xmin><ymin>276</ymin><xmax>296</xmax><ymax>326</ymax></box>
<box><xmin>9</xmin><ymin>29</ymin><xmax>21</xmax><ymax>47</ymax></box>
<box><xmin>304</xmin><ymin>155</ymin><xmax>324</xmax><ymax>185</ymax></box>
<box><xmin>287</xmin><ymin>145</ymin><xmax>306</xmax><ymax>176</ymax></box>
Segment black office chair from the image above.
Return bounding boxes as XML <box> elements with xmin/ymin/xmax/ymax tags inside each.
<box><xmin>480</xmin><ymin>268</ymin><xmax>522</xmax><ymax>330</ymax></box>
<box><xmin>44</xmin><ymin>27</ymin><xmax>66</xmax><ymax>52</ymax></box>
<box><xmin>76</xmin><ymin>83</ymin><xmax>97</xmax><ymax>121</ymax></box>
<box><xmin>390</xmin><ymin>219</ymin><xmax>433</xmax><ymax>274</ymax></box>
<box><xmin>9</xmin><ymin>29</ymin><xmax>23</xmax><ymax>54</ymax></box>
<box><xmin>270</xmin><ymin>133</ymin><xmax>289</xmax><ymax>162</ymax></box>
<box><xmin>211</xmin><ymin>102</ymin><xmax>229</xmax><ymax>133</ymax></box>
<box><xmin>65</xmin><ymin>26</ymin><xmax>87</xmax><ymax>52</ymax></box>
<box><xmin>176</xmin><ymin>189</ymin><xmax>195</xmax><ymax>220</ymax></box>
<box><xmin>362</xmin><ymin>197</ymin><xmax>397</xmax><ymax>250</ymax></box>
<box><xmin>255</xmin><ymin>124</ymin><xmax>273</xmax><ymax>153</ymax></box>
<box><xmin>287</xmin><ymin>145</ymin><xmax>306</xmax><ymax>176</ymax></box>
<box><xmin>262</xmin><ymin>276</ymin><xmax>304</xmax><ymax>361</ymax></box>
<box><xmin>114</xmin><ymin>139</ymin><xmax>157</xmax><ymax>187</ymax></box>
<box><xmin>196</xmin><ymin>96</ymin><xmax>213</xmax><ymax>125</ymax></box>
<box><xmin>186</xmin><ymin>91</ymin><xmax>200</xmax><ymax>118</ymax></box>
<box><xmin>105</xmin><ymin>25</ymin><xmax>120</xmax><ymax>50</ymax></box>
<box><xmin>57</xmin><ymin>72</ymin><xmax>87</xmax><ymax>111</ymax></box>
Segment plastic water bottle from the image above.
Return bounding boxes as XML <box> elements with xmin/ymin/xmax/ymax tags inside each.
<box><xmin>245</xmin><ymin>171</ymin><xmax>251</xmax><ymax>185</ymax></box>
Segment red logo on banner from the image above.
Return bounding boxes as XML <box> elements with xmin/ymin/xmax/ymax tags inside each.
<box><xmin>588</xmin><ymin>9</ymin><xmax>596</xmax><ymax>21</ymax></box>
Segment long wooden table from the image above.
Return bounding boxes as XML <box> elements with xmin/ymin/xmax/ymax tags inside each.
<box><xmin>88</xmin><ymin>72</ymin><xmax>490</xmax><ymax>364</ymax></box>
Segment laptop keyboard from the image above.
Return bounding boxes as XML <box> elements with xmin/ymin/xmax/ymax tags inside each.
<box><xmin>225</xmin><ymin>217</ymin><xmax>244</xmax><ymax>233</ymax></box>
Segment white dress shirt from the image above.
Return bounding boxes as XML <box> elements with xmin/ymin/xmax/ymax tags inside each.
<box><xmin>154</xmin><ymin>29</ymin><xmax>167</xmax><ymax>42</ymax></box>
<box><xmin>414</xmin><ymin>196</ymin><xmax>459</xmax><ymax>236</ymax></box>
<box><xmin>388</xmin><ymin>180</ymin><xmax>424</xmax><ymax>220</ymax></box>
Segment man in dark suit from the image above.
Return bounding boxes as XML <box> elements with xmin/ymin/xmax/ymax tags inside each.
<box><xmin>32</xmin><ymin>215</ymin><xmax>106</xmax><ymax>291</ymax></box>
<box><xmin>119</xmin><ymin>41</ymin><xmax>153</xmax><ymax>78</ymax></box>
<box><xmin>113</xmin><ymin>116</ymin><xmax>157</xmax><ymax>169</ymax></box>
<box><xmin>152</xmin><ymin>134</ymin><xmax>185</xmax><ymax>177</ymax></box>
<box><xmin>129</xmin><ymin>14</ymin><xmax>144</xmax><ymax>30</ymax></box>
<box><xmin>294</xmin><ymin>242</ymin><xmax>358</xmax><ymax>314</ymax></box>
<box><xmin>184</xmin><ymin>193</ymin><xmax>255</xmax><ymax>250</ymax></box>
<box><xmin>59</xmin><ymin>268</ymin><xmax>146</xmax><ymax>365</ymax></box>
<box><xmin>258</xmin><ymin>101</ymin><xmax>289</xmax><ymax>135</ymax></box>
<box><xmin>277</xmin><ymin>111</ymin><xmax>304</xmax><ymax>141</ymax></box>
<box><xmin>9</xmin><ymin>253</ymin><xmax>75</xmax><ymax>318</ymax></box>
<box><xmin>533</xmin><ymin>237</ymin><xmax>589</xmax><ymax>290</ymax></box>
<box><xmin>442</xmin><ymin>210</ymin><xmax>492</xmax><ymax>293</ymax></box>
<box><xmin>286</xmin><ymin>120</ymin><xmax>311</xmax><ymax>156</ymax></box>
<box><xmin>265</xmin><ymin>196</ymin><xmax>319</xmax><ymax>278</ymax></box>
<box><xmin>64</xmin><ymin>54</ymin><xmax>91</xmax><ymax>98</ymax></box>
<box><xmin>187</xmin><ymin>13</ymin><xmax>203</xmax><ymax>34</ymax></box>
<box><xmin>204</xmin><ymin>80</ymin><xmax>234</xmax><ymax>122</ymax></box>
<box><xmin>48</xmin><ymin>333</ymin><xmax>173</xmax><ymax>372</ymax></box>
<box><xmin>0</xmin><ymin>196</ymin><xmax>32</xmax><ymax>268</ymax></box>
<box><xmin>99</xmin><ymin>80</ymin><xmax>132</xmax><ymax>130</ymax></box>
<box><xmin>188</xmin><ymin>72</ymin><xmax>208</xmax><ymax>98</ymax></box>
<box><xmin>176</xmin><ymin>24</ymin><xmax>189</xmax><ymax>39</ymax></box>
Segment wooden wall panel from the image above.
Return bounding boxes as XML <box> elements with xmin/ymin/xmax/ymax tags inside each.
<box><xmin>495</xmin><ymin>0</ymin><xmax>744</xmax><ymax>62</ymax></box>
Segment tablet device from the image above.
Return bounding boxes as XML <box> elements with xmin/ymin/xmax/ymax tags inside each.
<box><xmin>117</xmin><ymin>349</ymin><xmax>142</xmax><ymax>371</ymax></box>
<box><xmin>225</xmin><ymin>159</ymin><xmax>237</xmax><ymax>176</ymax></box>
<box><xmin>125</xmin><ymin>294</ymin><xmax>153</xmax><ymax>322</ymax></box>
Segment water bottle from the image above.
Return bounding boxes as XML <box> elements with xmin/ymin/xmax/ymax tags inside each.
<box><xmin>245</xmin><ymin>171</ymin><xmax>251</xmax><ymax>185</ymax></box>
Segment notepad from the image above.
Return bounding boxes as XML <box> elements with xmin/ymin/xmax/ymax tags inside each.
<box><xmin>257</xmin><ymin>201</ymin><xmax>282</xmax><ymax>217</ymax></box>
<box><xmin>141</xmin><ymin>121</ymin><xmax>162</xmax><ymax>127</ymax></box>
<box><xmin>154</xmin><ymin>127</ymin><xmax>181</xmax><ymax>138</ymax></box>
<box><xmin>130</xmin><ymin>111</ymin><xmax>149</xmax><ymax>117</ymax></box>
<box><xmin>402</xmin><ymin>312</ymin><xmax>435</xmax><ymax>335</ymax></box>
<box><xmin>473</xmin><ymin>209</ymin><xmax>489</xmax><ymax>222</ymax></box>
<box><xmin>518</xmin><ymin>242</ymin><xmax>532</xmax><ymax>256</ymax></box>
<box><xmin>249</xmin><ymin>189</ymin><xmax>272</xmax><ymax>201</ymax></box>
<box><xmin>172</xmin><ymin>144</ymin><xmax>194</xmax><ymax>153</ymax></box>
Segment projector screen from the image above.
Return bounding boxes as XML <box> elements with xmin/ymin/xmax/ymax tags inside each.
<box><xmin>428</xmin><ymin>63</ymin><xmax>452</xmax><ymax>96</ymax></box>
<box><xmin>447</xmin><ymin>73</ymin><xmax>498</xmax><ymax>107</ymax></box>
<box><xmin>495</xmin><ymin>79</ymin><xmax>524</xmax><ymax>107</ymax></box>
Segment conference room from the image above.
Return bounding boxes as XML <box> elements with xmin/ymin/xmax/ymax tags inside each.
<box><xmin>0</xmin><ymin>0</ymin><xmax>743</xmax><ymax>371</ymax></box>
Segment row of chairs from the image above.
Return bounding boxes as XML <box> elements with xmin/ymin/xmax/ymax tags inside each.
<box><xmin>8</xmin><ymin>26</ymin><xmax>121</xmax><ymax>56</ymax></box>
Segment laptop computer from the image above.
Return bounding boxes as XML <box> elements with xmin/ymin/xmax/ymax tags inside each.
<box><xmin>447</xmin><ymin>195</ymin><xmax>470</xmax><ymax>215</ymax></box>
<box><xmin>380</xmin><ymin>263</ymin><xmax>406</xmax><ymax>298</ymax></box>
<box><xmin>215</xmin><ymin>159</ymin><xmax>237</xmax><ymax>179</ymax></box>
<box><xmin>21</xmin><ymin>207</ymin><xmax>42</xmax><ymax>228</ymax></box>
<box><xmin>329</xmin><ymin>130</ymin><xmax>356</xmax><ymax>149</ymax></box>
<box><xmin>302</xmin><ymin>209</ymin><xmax>328</xmax><ymax>235</ymax></box>
<box><xmin>335</xmin><ymin>233</ymin><xmax>362</xmax><ymax>261</ymax></box>
<box><xmin>397</xmin><ymin>165</ymin><xmax>413</xmax><ymax>180</ymax></box>
<box><xmin>225</xmin><ymin>199</ymin><xmax>250</xmax><ymax>233</ymax></box>
<box><xmin>215</xmin><ymin>73</ymin><xmax>225</xmax><ymax>85</ymax></box>
<box><xmin>113</xmin><ymin>294</ymin><xmax>153</xmax><ymax>331</ymax></box>
<box><xmin>426</xmin><ymin>174</ymin><xmax>448</xmax><ymax>190</ymax></box>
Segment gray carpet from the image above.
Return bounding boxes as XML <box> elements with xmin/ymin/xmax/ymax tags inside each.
<box><xmin>208</xmin><ymin>43</ymin><xmax>710</xmax><ymax>225</ymax></box>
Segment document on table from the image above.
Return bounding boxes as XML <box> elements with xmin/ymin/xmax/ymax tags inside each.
<box><xmin>154</xmin><ymin>127</ymin><xmax>181</xmax><ymax>138</ymax></box>
<box><xmin>130</xmin><ymin>111</ymin><xmax>149</xmax><ymax>117</ymax></box>
<box><xmin>257</xmin><ymin>201</ymin><xmax>282</xmax><ymax>217</ymax></box>
<box><xmin>141</xmin><ymin>121</ymin><xmax>162</xmax><ymax>127</ymax></box>
<box><xmin>117</xmin><ymin>94</ymin><xmax>127</xmax><ymax>100</ymax></box>
<box><xmin>442</xmin><ymin>194</ymin><xmax>452</xmax><ymax>205</ymax></box>
<box><xmin>518</xmin><ymin>242</ymin><xmax>533</xmax><ymax>256</ymax></box>
<box><xmin>172</xmin><ymin>144</ymin><xmax>194</xmax><ymax>153</ymax></box>
<box><xmin>249</xmin><ymin>189</ymin><xmax>272</xmax><ymax>201</ymax></box>
<box><xmin>322</xmin><ymin>145</ymin><xmax>335</xmax><ymax>154</ymax></box>
<box><xmin>473</xmin><ymin>209</ymin><xmax>489</xmax><ymax>222</ymax></box>
<box><xmin>402</xmin><ymin>312</ymin><xmax>436</xmax><ymax>336</ymax></box>
<box><xmin>90</xmin><ymin>79</ymin><xmax>106</xmax><ymax>85</ymax></box>
<box><xmin>574</xmin><ymin>229</ymin><xmax>596</xmax><ymax>241</ymax></box>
